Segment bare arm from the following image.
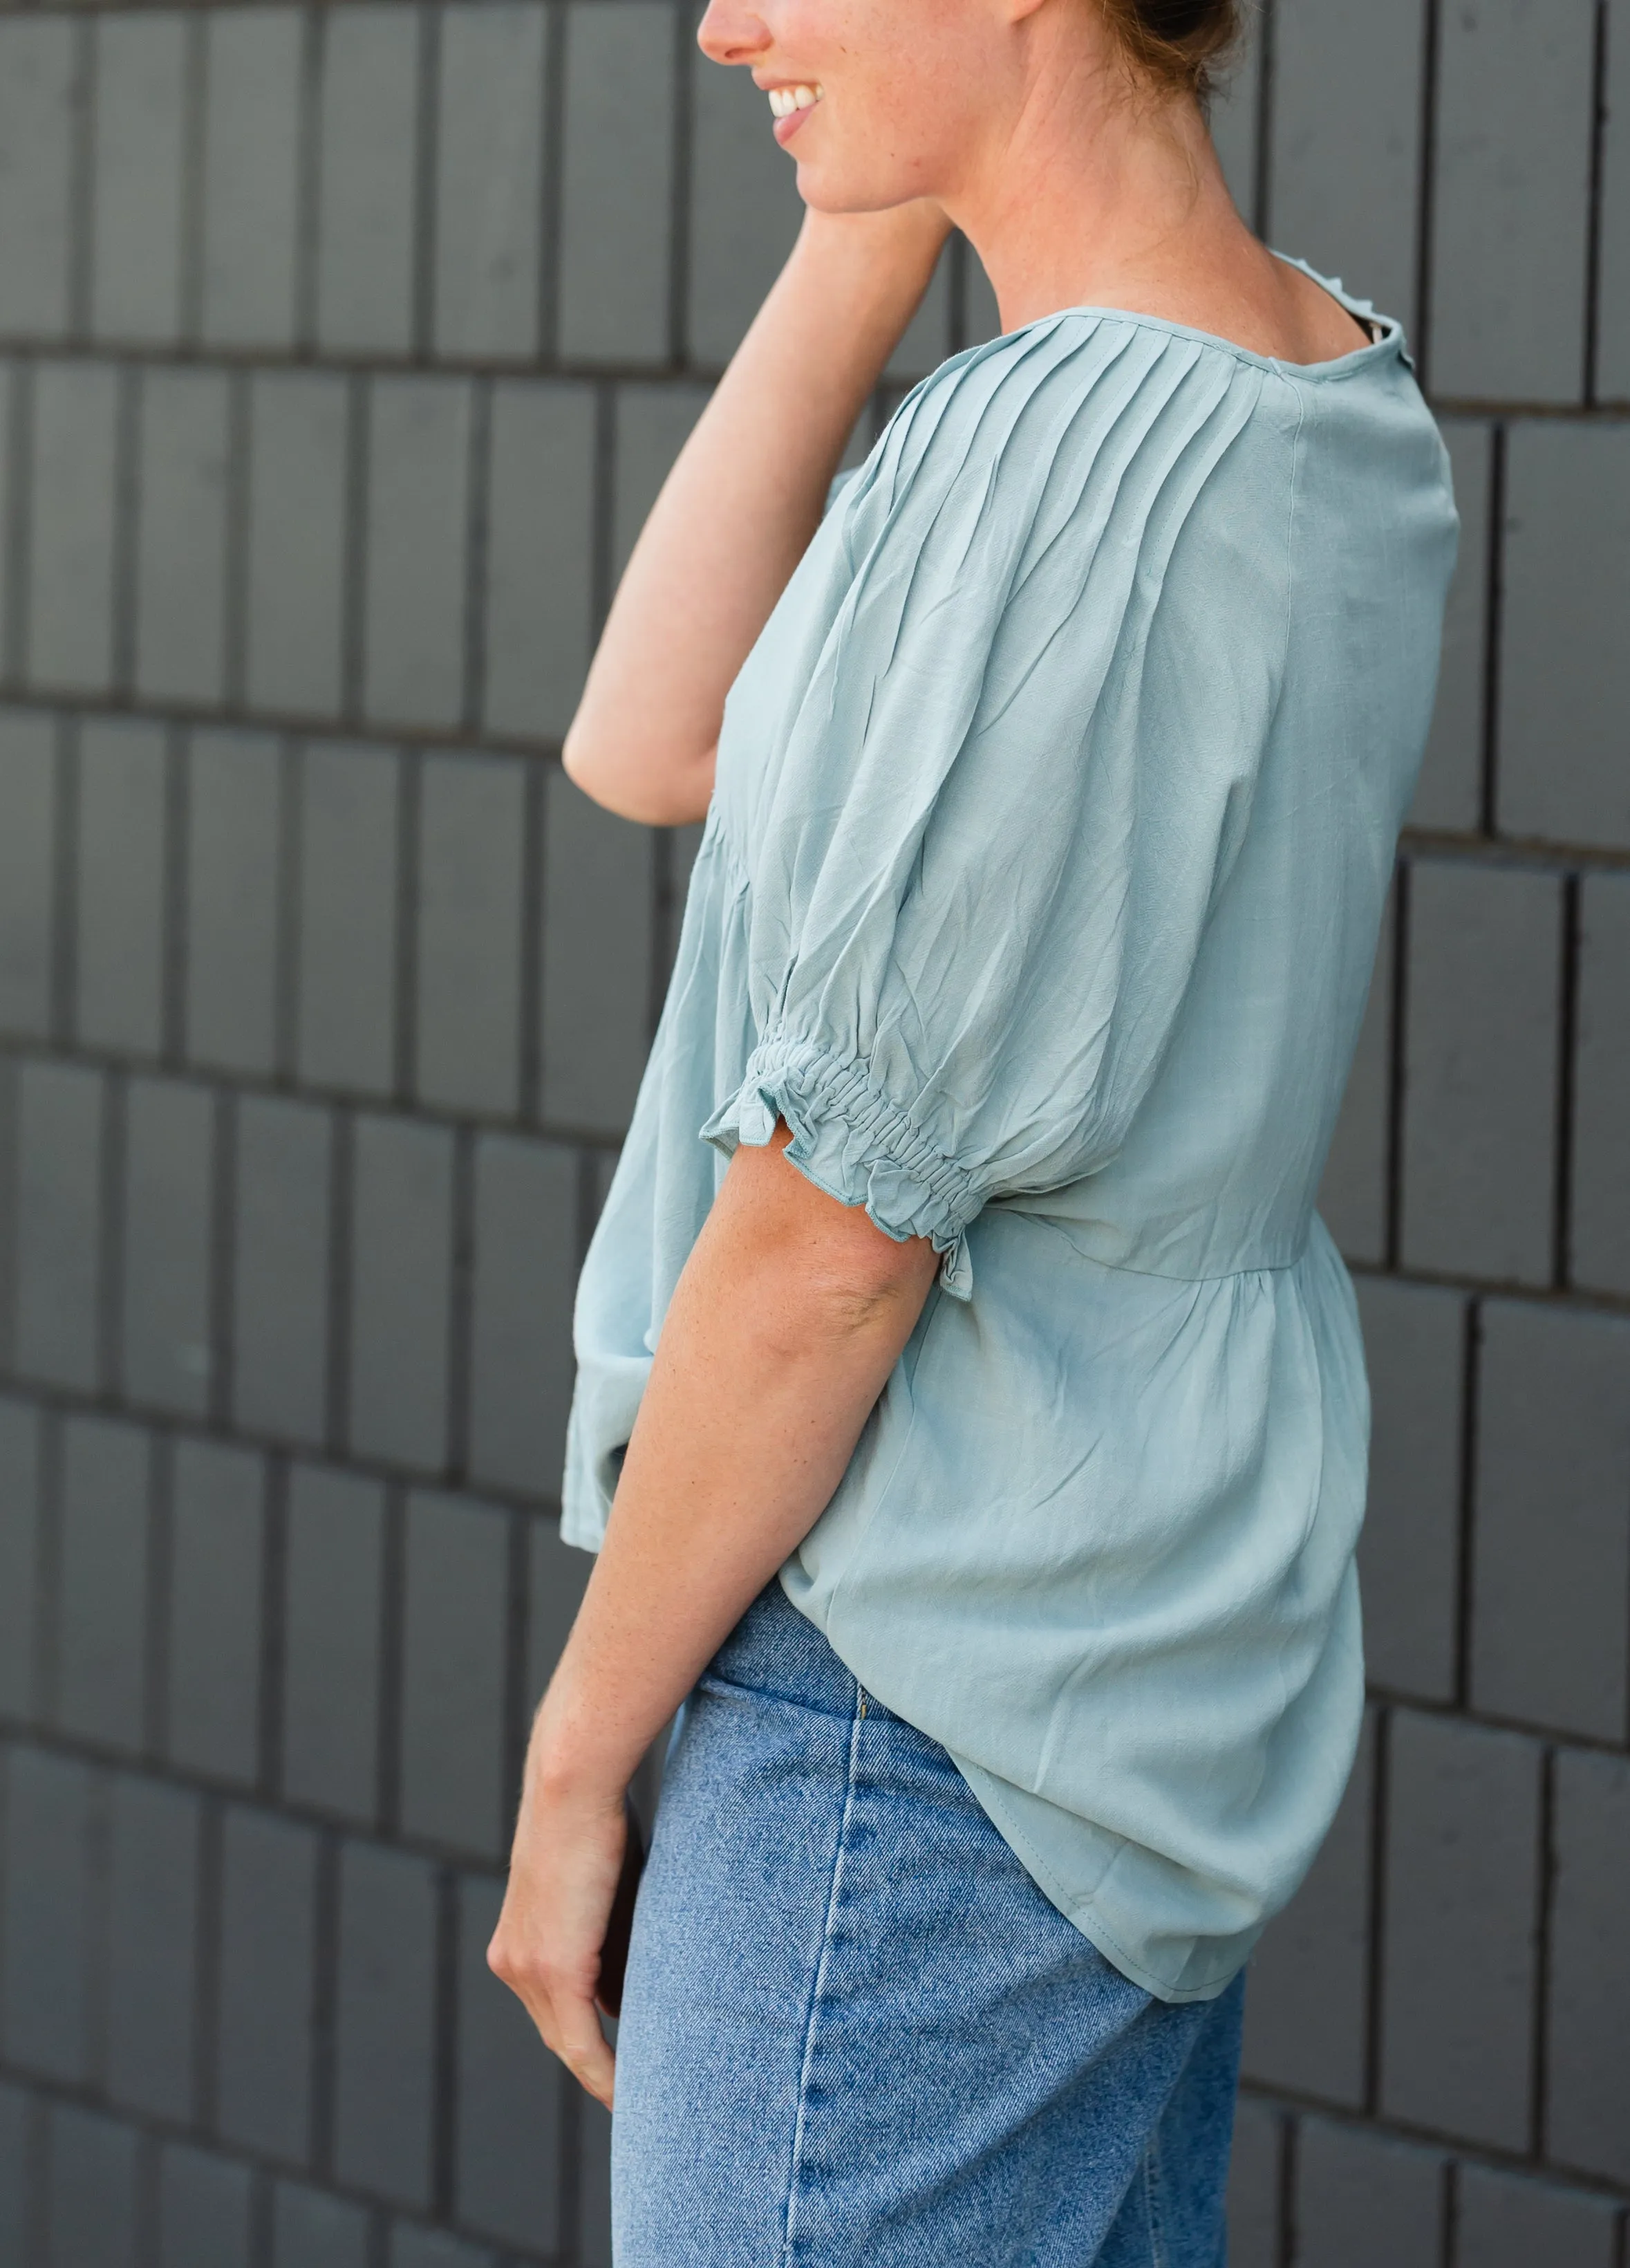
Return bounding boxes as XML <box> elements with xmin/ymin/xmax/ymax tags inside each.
<box><xmin>487</xmin><ymin>1129</ymin><xmax>939</xmax><ymax>2101</ymax></box>
<box><xmin>562</xmin><ymin>205</ymin><xmax>949</xmax><ymax>824</ymax></box>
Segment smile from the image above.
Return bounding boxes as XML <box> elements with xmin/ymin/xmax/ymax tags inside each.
<box><xmin>767</xmin><ymin>83</ymin><xmax>823</xmax><ymax>118</ymax></box>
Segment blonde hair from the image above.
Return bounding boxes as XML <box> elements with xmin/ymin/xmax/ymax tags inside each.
<box><xmin>1097</xmin><ymin>0</ymin><xmax>1244</xmax><ymax>102</ymax></box>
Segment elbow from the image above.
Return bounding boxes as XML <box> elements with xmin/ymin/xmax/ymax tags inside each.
<box><xmin>561</xmin><ymin>724</ymin><xmax>714</xmax><ymax>827</ymax></box>
<box><xmin>754</xmin><ymin>1223</ymin><xmax>939</xmax><ymax>1354</ymax></box>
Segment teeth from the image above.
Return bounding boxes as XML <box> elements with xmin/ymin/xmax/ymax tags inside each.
<box><xmin>768</xmin><ymin>83</ymin><xmax>822</xmax><ymax>118</ymax></box>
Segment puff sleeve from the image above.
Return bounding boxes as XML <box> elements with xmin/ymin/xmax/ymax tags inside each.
<box><xmin>702</xmin><ymin>316</ymin><xmax>1298</xmax><ymax>1298</ymax></box>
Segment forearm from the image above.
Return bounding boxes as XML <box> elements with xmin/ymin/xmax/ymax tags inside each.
<box><xmin>563</xmin><ymin>205</ymin><xmax>948</xmax><ymax>824</ymax></box>
<box><xmin>526</xmin><ymin>1146</ymin><xmax>938</xmax><ymax>1803</ymax></box>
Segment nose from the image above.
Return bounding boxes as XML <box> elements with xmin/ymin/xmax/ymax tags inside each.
<box><xmin>696</xmin><ymin>0</ymin><xmax>771</xmax><ymax>66</ymax></box>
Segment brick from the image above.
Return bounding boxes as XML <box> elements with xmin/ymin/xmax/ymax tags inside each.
<box><xmin>245</xmin><ymin>373</ymin><xmax>350</xmax><ymax>720</ymax></box>
<box><xmin>13</xmin><ymin>1060</ymin><xmax>103</xmax><ymax>1392</ymax></box>
<box><xmin>296</xmin><ymin>740</ymin><xmax>400</xmax><ymax>1097</ymax></box>
<box><xmin>580</xmin><ymin>2094</ymin><xmax>613</xmax><ymax>2268</ymax></box>
<box><xmin>135</xmin><ymin>367</ymin><xmax>231</xmax><ymax>705</ymax></box>
<box><xmin>347</xmin><ymin>1114</ymin><xmax>453</xmax><ymax>1470</ymax></box>
<box><xmin>1317</xmin><ymin>884</ymin><xmax>1393</xmax><ymax>1264</ymax></box>
<box><xmin>611</xmin><ymin>383</ymin><xmax>711</xmax><ymax>579</ymax></box>
<box><xmin>0</xmin><ymin>1745</ymin><xmax>93</xmax><ymax>2081</ymax></box>
<box><xmin>232</xmin><ymin>1096</ymin><xmax>333</xmax><ymax>1446</ymax></box>
<box><xmin>390</xmin><ymin>2229</ymin><xmax>496</xmax><ymax>2268</ymax></box>
<box><xmin>1548</xmin><ymin>1749</ymin><xmax>1630</xmax><ymax>2182</ymax></box>
<box><xmin>1600</xmin><ymin>0</ymin><xmax>1630</xmax><ymax>398</ymax></box>
<box><xmin>165</xmin><ymin>1438</ymin><xmax>263</xmax><ymax>1785</ymax></box>
<box><xmin>281</xmin><ymin>1465</ymin><xmax>384</xmax><ymax>1823</ymax></box>
<box><xmin>1414</xmin><ymin>420</ymin><xmax>1490</xmax><ymax>833</ymax></box>
<box><xmin>1380</xmin><ymin>1709</ymin><xmax>1542</xmax><ymax>2149</ymax></box>
<box><xmin>686</xmin><ymin>50</ymin><xmax>806</xmax><ymax>366</ymax></box>
<box><xmin>200</xmin><ymin>9</ymin><xmax>303</xmax><ymax>351</ymax></box>
<box><xmin>1294</xmin><ymin>2117</ymin><xmax>1444</xmax><ymax>2268</ymax></box>
<box><xmin>1242</xmin><ymin>1713</ymin><xmax>1373</xmax><ymax>2106</ymax></box>
<box><xmin>0</xmin><ymin>1398</ymin><xmax>41</xmax><ymax>1719</ymax></box>
<box><xmin>1572</xmin><ymin>872</ymin><xmax>1630</xmax><ymax>1294</ymax></box>
<box><xmin>469</xmin><ymin>1135</ymin><xmax>576</xmax><ymax>1498</ymax></box>
<box><xmin>415</xmin><ymin>753</ymin><xmax>525</xmax><ymax>1114</ymax></box>
<box><xmin>0</xmin><ymin>710</ymin><xmax>57</xmax><ymax>1038</ymax></box>
<box><xmin>1428</xmin><ymin>0</ymin><xmax>1596</xmax><ymax>402</ymax></box>
<box><xmin>214</xmin><ymin>1805</ymin><xmax>317</xmax><ymax>2162</ymax></box>
<box><xmin>27</xmin><ymin>363</ymin><xmax>121</xmax><ymax>695</ymax></box>
<box><xmin>527</xmin><ymin>1515</ymin><xmax>588</xmax><ymax>1711</ymax></box>
<box><xmin>272</xmin><ymin>2183</ymin><xmax>370</xmax><ymax>2268</ymax></box>
<box><xmin>55</xmin><ymin>1415</ymin><xmax>151</xmax><ymax>1754</ymax></box>
<box><xmin>332</xmin><ymin>1839</ymin><xmax>436</xmax><ymax>2208</ymax></box>
<box><xmin>0</xmin><ymin>379</ymin><xmax>21</xmax><ymax>657</ymax></box>
<box><xmin>1470</xmin><ymin>1302</ymin><xmax>1630</xmax><ymax>1740</ymax></box>
<box><xmin>104</xmin><ymin>1773</ymin><xmax>200</xmax><ymax>2119</ymax></box>
<box><xmin>0</xmin><ymin>20</ymin><xmax>77</xmax><ymax>339</ymax></box>
<box><xmin>541</xmin><ymin>769</ymin><xmax>654</xmax><ymax>1133</ymax></box>
<box><xmin>0</xmin><ymin>2082</ymin><xmax>28</xmax><ymax>2265</ymax></box>
<box><xmin>158</xmin><ymin>2144</ymin><xmax>254</xmax><ymax>2268</ymax></box>
<box><xmin>184</xmin><ymin>729</ymin><xmax>282</xmax><ymax>1076</ymax></box>
<box><xmin>364</xmin><ymin>379</ymin><xmax>471</xmax><ymax>730</ymax></box>
<box><xmin>455</xmin><ymin>1873</ymin><xmax>563</xmax><ymax>2249</ymax></box>
<box><xmin>1499</xmin><ymin>422</ymin><xmax>1630</xmax><ymax>850</ymax></box>
<box><xmin>400</xmin><ymin>1492</ymin><xmax>508</xmax><ymax>1855</ymax></box>
<box><xmin>315</xmin><ymin>5</ymin><xmax>421</xmax><ymax>357</ymax></box>
<box><xmin>1399</xmin><ymin>861</ymin><xmax>1562</xmax><ymax>1285</ymax></box>
<box><xmin>1224</xmin><ymin>2095</ymin><xmax>1282</xmax><ymax>2268</ymax></box>
<box><xmin>558</xmin><ymin>4</ymin><xmax>674</xmax><ymax>365</ymax></box>
<box><xmin>433</xmin><ymin>4</ymin><xmax>546</xmax><ymax>360</ymax></box>
<box><xmin>90</xmin><ymin>15</ymin><xmax>187</xmax><ymax>346</ymax></box>
<box><xmin>1454</xmin><ymin>2163</ymin><xmax>1620</xmax><ymax>2268</ymax></box>
<box><xmin>483</xmin><ymin>383</ymin><xmax>597</xmax><ymax>741</ymax></box>
<box><xmin>1353</xmin><ymin>1277</ymin><xmax>1465</xmax><ymax>1702</ymax></box>
<box><xmin>44</xmin><ymin>2104</ymin><xmax>138</xmax><ymax>2268</ymax></box>
<box><xmin>1267</xmin><ymin>0</ymin><xmax>1425</xmax><ymax>327</ymax></box>
<box><xmin>76</xmin><ymin>718</ymin><xmax>168</xmax><ymax>1054</ymax></box>
<box><xmin>120</xmin><ymin>1076</ymin><xmax>214</xmax><ymax>1417</ymax></box>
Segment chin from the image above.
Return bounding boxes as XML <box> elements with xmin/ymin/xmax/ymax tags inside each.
<box><xmin>794</xmin><ymin>158</ymin><xmax>935</xmax><ymax>214</ymax></box>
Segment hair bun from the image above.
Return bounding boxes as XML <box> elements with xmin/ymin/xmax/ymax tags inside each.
<box><xmin>1134</xmin><ymin>0</ymin><xmax>1223</xmax><ymax>35</ymax></box>
<box><xmin>1101</xmin><ymin>0</ymin><xmax>1241</xmax><ymax>98</ymax></box>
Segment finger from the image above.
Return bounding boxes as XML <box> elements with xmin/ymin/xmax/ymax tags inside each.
<box><xmin>547</xmin><ymin>1985</ymin><xmax>618</xmax><ymax>2109</ymax></box>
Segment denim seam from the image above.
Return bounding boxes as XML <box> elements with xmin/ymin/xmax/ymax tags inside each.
<box><xmin>1143</xmin><ymin>2125</ymin><xmax>1170</xmax><ymax>2268</ymax></box>
<box><xmin>780</xmin><ymin>1678</ymin><xmax>867</xmax><ymax>2267</ymax></box>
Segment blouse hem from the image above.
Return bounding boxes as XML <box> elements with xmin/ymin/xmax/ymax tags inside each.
<box><xmin>960</xmin><ymin>1763</ymin><xmax>1257</xmax><ymax>2004</ymax></box>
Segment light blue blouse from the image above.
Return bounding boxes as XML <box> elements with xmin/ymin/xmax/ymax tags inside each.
<box><xmin>563</xmin><ymin>266</ymin><xmax>1457</xmax><ymax>2001</ymax></box>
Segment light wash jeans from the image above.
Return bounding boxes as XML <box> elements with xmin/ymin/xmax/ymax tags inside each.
<box><xmin>612</xmin><ymin>1583</ymin><xmax>1243</xmax><ymax>2266</ymax></box>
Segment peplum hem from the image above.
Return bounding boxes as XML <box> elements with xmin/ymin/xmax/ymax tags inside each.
<box><xmin>700</xmin><ymin>1033</ymin><xmax>981</xmax><ymax>1299</ymax></box>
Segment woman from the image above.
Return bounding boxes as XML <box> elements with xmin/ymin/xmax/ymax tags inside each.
<box><xmin>490</xmin><ymin>0</ymin><xmax>1456</xmax><ymax>2258</ymax></box>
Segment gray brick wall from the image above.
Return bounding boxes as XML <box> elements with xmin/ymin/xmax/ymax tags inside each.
<box><xmin>0</xmin><ymin>3</ymin><xmax>1622</xmax><ymax>2262</ymax></box>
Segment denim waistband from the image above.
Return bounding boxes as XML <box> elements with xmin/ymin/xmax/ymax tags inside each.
<box><xmin>708</xmin><ymin>1579</ymin><xmax>895</xmax><ymax>1723</ymax></box>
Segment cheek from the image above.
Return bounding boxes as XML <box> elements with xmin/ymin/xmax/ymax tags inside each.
<box><xmin>796</xmin><ymin>77</ymin><xmax>957</xmax><ymax>205</ymax></box>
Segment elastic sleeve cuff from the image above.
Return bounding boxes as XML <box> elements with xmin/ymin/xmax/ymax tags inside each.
<box><xmin>700</xmin><ymin>1034</ymin><xmax>980</xmax><ymax>1300</ymax></box>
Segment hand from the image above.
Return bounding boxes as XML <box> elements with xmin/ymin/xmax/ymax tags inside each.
<box><xmin>487</xmin><ymin>1774</ymin><xmax>630</xmax><ymax>2109</ymax></box>
<box><xmin>794</xmin><ymin>198</ymin><xmax>955</xmax><ymax>298</ymax></box>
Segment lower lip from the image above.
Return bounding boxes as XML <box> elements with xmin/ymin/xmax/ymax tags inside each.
<box><xmin>772</xmin><ymin>103</ymin><xmax>818</xmax><ymax>147</ymax></box>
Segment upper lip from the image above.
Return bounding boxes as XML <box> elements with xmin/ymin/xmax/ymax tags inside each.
<box><xmin>753</xmin><ymin>74</ymin><xmax>813</xmax><ymax>91</ymax></box>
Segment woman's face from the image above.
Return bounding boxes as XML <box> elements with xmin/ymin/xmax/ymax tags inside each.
<box><xmin>695</xmin><ymin>0</ymin><xmax>1030</xmax><ymax>213</ymax></box>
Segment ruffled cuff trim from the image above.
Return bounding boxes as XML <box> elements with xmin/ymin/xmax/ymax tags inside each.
<box><xmin>700</xmin><ymin>1034</ymin><xmax>980</xmax><ymax>1301</ymax></box>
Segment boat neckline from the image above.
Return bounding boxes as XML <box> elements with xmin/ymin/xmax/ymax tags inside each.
<box><xmin>1000</xmin><ymin>253</ymin><xmax>1405</xmax><ymax>382</ymax></box>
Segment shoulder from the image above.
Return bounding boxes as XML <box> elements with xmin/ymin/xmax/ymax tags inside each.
<box><xmin>834</xmin><ymin>312</ymin><xmax>1300</xmax><ymax>576</ymax></box>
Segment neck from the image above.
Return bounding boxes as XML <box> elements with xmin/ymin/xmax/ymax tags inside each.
<box><xmin>939</xmin><ymin>33</ymin><xmax>1262</xmax><ymax>335</ymax></box>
